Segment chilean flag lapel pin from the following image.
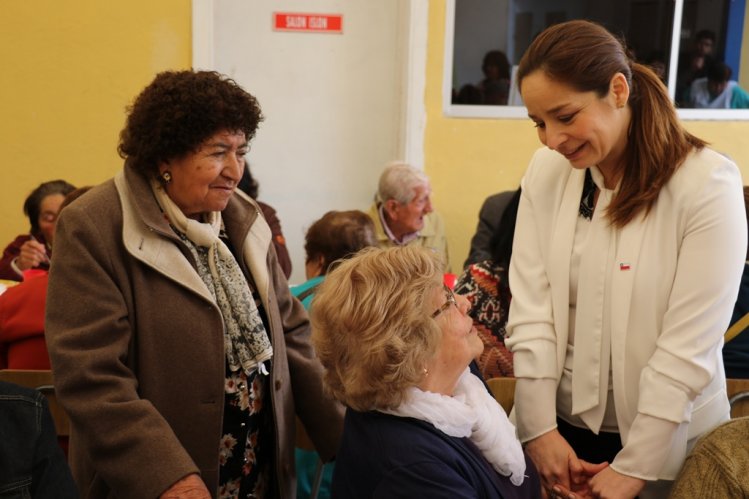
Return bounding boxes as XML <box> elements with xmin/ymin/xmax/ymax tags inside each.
<box><xmin>619</xmin><ymin>262</ymin><xmax>631</xmax><ymax>271</ymax></box>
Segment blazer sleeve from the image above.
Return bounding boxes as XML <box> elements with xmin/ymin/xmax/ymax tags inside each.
<box><xmin>613</xmin><ymin>155</ymin><xmax>746</xmax><ymax>477</ymax></box>
<box><xmin>637</xmin><ymin>158</ymin><xmax>745</xmax><ymax>421</ymax></box>
<box><xmin>504</xmin><ymin>157</ymin><xmax>566</xmax><ymax>441</ymax></box>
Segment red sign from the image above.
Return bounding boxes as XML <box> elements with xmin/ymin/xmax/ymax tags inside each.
<box><xmin>273</xmin><ymin>12</ymin><xmax>343</xmax><ymax>34</ymax></box>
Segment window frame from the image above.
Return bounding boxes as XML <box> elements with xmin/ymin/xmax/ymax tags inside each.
<box><xmin>443</xmin><ymin>0</ymin><xmax>749</xmax><ymax>120</ymax></box>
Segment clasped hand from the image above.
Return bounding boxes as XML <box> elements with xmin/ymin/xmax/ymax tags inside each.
<box><xmin>526</xmin><ymin>429</ymin><xmax>645</xmax><ymax>499</ymax></box>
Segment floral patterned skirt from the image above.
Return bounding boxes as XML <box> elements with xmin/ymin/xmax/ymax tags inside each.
<box><xmin>218</xmin><ymin>364</ymin><xmax>274</xmax><ymax>498</ymax></box>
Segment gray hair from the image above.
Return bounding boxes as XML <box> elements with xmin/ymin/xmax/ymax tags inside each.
<box><xmin>377</xmin><ymin>161</ymin><xmax>429</xmax><ymax>204</ymax></box>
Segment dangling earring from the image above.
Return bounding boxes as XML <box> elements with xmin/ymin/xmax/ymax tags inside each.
<box><xmin>423</xmin><ymin>367</ymin><xmax>429</xmax><ymax>377</ymax></box>
<box><xmin>161</xmin><ymin>171</ymin><xmax>172</xmax><ymax>184</ymax></box>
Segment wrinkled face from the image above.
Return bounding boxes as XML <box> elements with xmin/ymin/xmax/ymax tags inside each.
<box><xmin>386</xmin><ymin>183</ymin><xmax>433</xmax><ymax>238</ymax></box>
<box><xmin>38</xmin><ymin>193</ymin><xmax>65</xmax><ymax>245</ymax></box>
<box><xmin>159</xmin><ymin>130</ymin><xmax>248</xmax><ymax>219</ymax></box>
<box><xmin>521</xmin><ymin>70</ymin><xmax>630</xmax><ymax>180</ymax></box>
<box><xmin>429</xmin><ymin>285</ymin><xmax>483</xmax><ymax>372</ymax></box>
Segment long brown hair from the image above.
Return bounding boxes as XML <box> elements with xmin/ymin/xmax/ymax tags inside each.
<box><xmin>517</xmin><ymin>20</ymin><xmax>706</xmax><ymax>227</ymax></box>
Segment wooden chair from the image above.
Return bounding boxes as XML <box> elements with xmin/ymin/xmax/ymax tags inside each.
<box><xmin>295</xmin><ymin>417</ymin><xmax>324</xmax><ymax>499</ymax></box>
<box><xmin>726</xmin><ymin>378</ymin><xmax>749</xmax><ymax>419</ymax></box>
<box><xmin>486</xmin><ymin>377</ymin><xmax>516</xmax><ymax>415</ymax></box>
<box><xmin>0</xmin><ymin>369</ymin><xmax>69</xmax><ymax>438</ymax></box>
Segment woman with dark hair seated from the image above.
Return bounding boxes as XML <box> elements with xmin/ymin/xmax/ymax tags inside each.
<box><xmin>311</xmin><ymin>246</ymin><xmax>540</xmax><ymax>498</ymax></box>
<box><xmin>0</xmin><ymin>179</ymin><xmax>76</xmax><ymax>281</ymax></box>
<box><xmin>291</xmin><ymin>209</ymin><xmax>376</xmax><ymax>308</ymax></box>
<box><xmin>291</xmin><ymin>209</ymin><xmax>376</xmax><ymax>499</ymax></box>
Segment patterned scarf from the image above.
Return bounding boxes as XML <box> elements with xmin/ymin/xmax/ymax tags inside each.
<box><xmin>151</xmin><ymin>180</ymin><xmax>273</xmax><ymax>375</ymax></box>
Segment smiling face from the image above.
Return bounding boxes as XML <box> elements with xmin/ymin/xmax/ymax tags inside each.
<box><xmin>521</xmin><ymin>70</ymin><xmax>631</xmax><ymax>187</ymax></box>
<box><xmin>159</xmin><ymin>130</ymin><xmax>248</xmax><ymax>219</ymax></box>
<box><xmin>384</xmin><ymin>183</ymin><xmax>433</xmax><ymax>240</ymax></box>
<box><xmin>427</xmin><ymin>285</ymin><xmax>483</xmax><ymax>386</ymax></box>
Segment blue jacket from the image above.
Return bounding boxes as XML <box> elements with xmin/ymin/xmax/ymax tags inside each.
<box><xmin>0</xmin><ymin>381</ymin><xmax>77</xmax><ymax>498</ymax></box>
<box><xmin>332</xmin><ymin>409</ymin><xmax>540</xmax><ymax>498</ymax></box>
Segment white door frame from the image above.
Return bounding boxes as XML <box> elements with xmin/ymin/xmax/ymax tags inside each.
<box><xmin>190</xmin><ymin>0</ymin><xmax>427</xmax><ymax>169</ymax></box>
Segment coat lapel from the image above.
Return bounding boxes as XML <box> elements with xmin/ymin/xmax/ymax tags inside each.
<box><xmin>610</xmin><ymin>211</ymin><xmax>646</xmax><ymax>417</ymax></box>
<box><xmin>114</xmin><ymin>170</ymin><xmax>215</xmax><ymax>304</ymax></box>
<box><xmin>547</xmin><ymin>169</ymin><xmax>585</xmax><ymax>373</ymax></box>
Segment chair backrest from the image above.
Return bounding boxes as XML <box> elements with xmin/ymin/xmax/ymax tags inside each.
<box><xmin>486</xmin><ymin>377</ymin><xmax>516</xmax><ymax>415</ymax></box>
<box><xmin>727</xmin><ymin>378</ymin><xmax>749</xmax><ymax>419</ymax></box>
<box><xmin>0</xmin><ymin>369</ymin><xmax>69</xmax><ymax>437</ymax></box>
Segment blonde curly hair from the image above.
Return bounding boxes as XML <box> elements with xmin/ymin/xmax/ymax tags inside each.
<box><xmin>310</xmin><ymin>246</ymin><xmax>444</xmax><ymax>411</ymax></box>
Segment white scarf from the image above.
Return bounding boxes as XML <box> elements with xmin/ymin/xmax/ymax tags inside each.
<box><xmin>381</xmin><ymin>368</ymin><xmax>526</xmax><ymax>486</ymax></box>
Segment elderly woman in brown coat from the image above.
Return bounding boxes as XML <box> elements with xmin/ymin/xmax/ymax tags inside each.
<box><xmin>45</xmin><ymin>70</ymin><xmax>342</xmax><ymax>499</ymax></box>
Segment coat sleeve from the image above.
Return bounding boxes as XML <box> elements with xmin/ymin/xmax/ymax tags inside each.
<box><xmin>45</xmin><ymin>205</ymin><xmax>199</xmax><ymax>499</ymax></box>
<box><xmin>267</xmin><ymin>248</ymin><xmax>344</xmax><ymax>461</ymax></box>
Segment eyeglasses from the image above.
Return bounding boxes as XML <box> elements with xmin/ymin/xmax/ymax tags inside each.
<box><xmin>431</xmin><ymin>284</ymin><xmax>458</xmax><ymax>318</ymax></box>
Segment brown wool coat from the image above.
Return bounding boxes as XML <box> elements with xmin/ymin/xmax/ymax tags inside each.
<box><xmin>45</xmin><ymin>164</ymin><xmax>343</xmax><ymax>499</ymax></box>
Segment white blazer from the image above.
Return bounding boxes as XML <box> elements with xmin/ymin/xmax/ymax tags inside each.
<box><xmin>506</xmin><ymin>146</ymin><xmax>746</xmax><ymax>477</ymax></box>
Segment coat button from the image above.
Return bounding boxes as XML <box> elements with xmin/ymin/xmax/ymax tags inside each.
<box><xmin>275</xmin><ymin>380</ymin><xmax>282</xmax><ymax>390</ymax></box>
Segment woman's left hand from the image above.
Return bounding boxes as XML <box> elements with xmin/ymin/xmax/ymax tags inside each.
<box><xmin>587</xmin><ymin>467</ymin><xmax>645</xmax><ymax>499</ymax></box>
<box><xmin>551</xmin><ymin>458</ymin><xmax>608</xmax><ymax>499</ymax></box>
<box><xmin>551</xmin><ymin>462</ymin><xmax>644</xmax><ymax>499</ymax></box>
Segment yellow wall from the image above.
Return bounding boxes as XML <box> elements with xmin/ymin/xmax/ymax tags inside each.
<box><xmin>0</xmin><ymin>1</ymin><xmax>191</xmax><ymax>245</ymax></box>
<box><xmin>425</xmin><ymin>0</ymin><xmax>749</xmax><ymax>272</ymax></box>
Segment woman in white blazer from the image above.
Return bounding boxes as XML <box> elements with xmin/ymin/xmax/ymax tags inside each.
<box><xmin>505</xmin><ymin>20</ymin><xmax>746</xmax><ymax>499</ymax></box>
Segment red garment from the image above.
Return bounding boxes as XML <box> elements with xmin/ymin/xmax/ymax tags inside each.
<box><xmin>0</xmin><ymin>234</ymin><xmax>51</xmax><ymax>281</ymax></box>
<box><xmin>0</xmin><ymin>272</ymin><xmax>50</xmax><ymax>369</ymax></box>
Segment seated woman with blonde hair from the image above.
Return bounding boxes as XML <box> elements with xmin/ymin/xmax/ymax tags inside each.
<box><xmin>311</xmin><ymin>246</ymin><xmax>540</xmax><ymax>498</ymax></box>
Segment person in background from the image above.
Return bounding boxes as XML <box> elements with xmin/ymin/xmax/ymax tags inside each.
<box><xmin>290</xmin><ymin>209</ymin><xmax>376</xmax><ymax>499</ymax></box>
<box><xmin>723</xmin><ymin>185</ymin><xmax>749</xmax><ymax>379</ymax></box>
<box><xmin>644</xmin><ymin>51</ymin><xmax>667</xmax><ymax>83</ymax></box>
<box><xmin>676</xmin><ymin>29</ymin><xmax>716</xmax><ymax>106</ymax></box>
<box><xmin>368</xmin><ymin>161</ymin><xmax>450</xmax><ymax>270</ymax></box>
<box><xmin>455</xmin><ymin>188</ymin><xmax>521</xmax><ymax>379</ymax></box>
<box><xmin>0</xmin><ymin>180</ymin><xmax>75</xmax><ymax>281</ymax></box>
<box><xmin>311</xmin><ymin>246</ymin><xmax>540</xmax><ymax>498</ymax></box>
<box><xmin>689</xmin><ymin>61</ymin><xmax>749</xmax><ymax>109</ymax></box>
<box><xmin>291</xmin><ymin>209</ymin><xmax>376</xmax><ymax>309</ymax></box>
<box><xmin>508</xmin><ymin>20</ymin><xmax>745</xmax><ymax>498</ymax></box>
<box><xmin>45</xmin><ymin>70</ymin><xmax>343</xmax><ymax>499</ymax></box>
<box><xmin>479</xmin><ymin>50</ymin><xmax>512</xmax><ymax>105</ymax></box>
<box><xmin>464</xmin><ymin>189</ymin><xmax>516</xmax><ymax>268</ymax></box>
<box><xmin>0</xmin><ymin>187</ymin><xmax>91</xmax><ymax>370</ymax></box>
<box><xmin>668</xmin><ymin>416</ymin><xmax>749</xmax><ymax>498</ymax></box>
<box><xmin>237</xmin><ymin>166</ymin><xmax>293</xmax><ymax>279</ymax></box>
<box><xmin>0</xmin><ymin>380</ymin><xmax>78</xmax><ymax>498</ymax></box>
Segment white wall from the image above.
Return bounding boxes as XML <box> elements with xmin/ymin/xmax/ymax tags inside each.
<box><xmin>206</xmin><ymin>0</ymin><xmax>412</xmax><ymax>284</ymax></box>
